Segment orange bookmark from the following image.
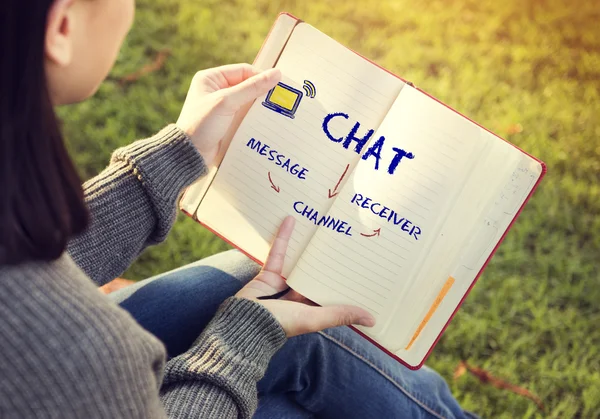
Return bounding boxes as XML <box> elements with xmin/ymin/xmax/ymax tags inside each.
<box><xmin>405</xmin><ymin>276</ymin><xmax>455</xmax><ymax>350</ymax></box>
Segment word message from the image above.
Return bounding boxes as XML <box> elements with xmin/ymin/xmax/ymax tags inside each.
<box><xmin>246</xmin><ymin>138</ymin><xmax>309</xmax><ymax>180</ymax></box>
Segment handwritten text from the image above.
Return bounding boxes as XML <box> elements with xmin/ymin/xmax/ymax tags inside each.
<box><xmin>322</xmin><ymin>112</ymin><xmax>415</xmax><ymax>175</ymax></box>
<box><xmin>293</xmin><ymin>201</ymin><xmax>353</xmax><ymax>236</ymax></box>
<box><xmin>351</xmin><ymin>193</ymin><xmax>421</xmax><ymax>240</ymax></box>
<box><xmin>246</xmin><ymin>138</ymin><xmax>309</xmax><ymax>180</ymax></box>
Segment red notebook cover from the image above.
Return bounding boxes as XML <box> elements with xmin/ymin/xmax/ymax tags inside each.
<box><xmin>181</xmin><ymin>13</ymin><xmax>547</xmax><ymax>370</ymax></box>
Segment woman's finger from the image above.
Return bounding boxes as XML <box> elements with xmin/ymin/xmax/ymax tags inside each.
<box><xmin>195</xmin><ymin>63</ymin><xmax>259</xmax><ymax>90</ymax></box>
<box><xmin>263</xmin><ymin>216</ymin><xmax>295</xmax><ymax>275</ymax></box>
<box><xmin>218</xmin><ymin>63</ymin><xmax>263</xmax><ymax>87</ymax></box>
<box><xmin>300</xmin><ymin>304</ymin><xmax>376</xmax><ymax>335</ymax></box>
<box><xmin>222</xmin><ymin>68</ymin><xmax>281</xmax><ymax>109</ymax></box>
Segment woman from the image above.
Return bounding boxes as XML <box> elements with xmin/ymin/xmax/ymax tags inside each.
<box><xmin>0</xmin><ymin>0</ymin><xmax>474</xmax><ymax>417</ymax></box>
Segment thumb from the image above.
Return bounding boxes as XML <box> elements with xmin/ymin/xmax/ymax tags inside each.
<box><xmin>221</xmin><ymin>68</ymin><xmax>282</xmax><ymax>109</ymax></box>
<box><xmin>305</xmin><ymin>305</ymin><xmax>376</xmax><ymax>333</ymax></box>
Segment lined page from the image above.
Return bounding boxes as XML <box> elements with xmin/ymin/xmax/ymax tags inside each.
<box><xmin>287</xmin><ymin>86</ymin><xmax>486</xmax><ymax>338</ymax></box>
<box><xmin>197</xmin><ymin>23</ymin><xmax>404</xmax><ymax>276</ymax></box>
<box><xmin>397</xmin><ymin>151</ymin><xmax>543</xmax><ymax>367</ymax></box>
<box><xmin>391</xmin><ymin>129</ymin><xmax>520</xmax><ymax>344</ymax></box>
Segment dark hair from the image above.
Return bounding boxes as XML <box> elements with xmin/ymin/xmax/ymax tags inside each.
<box><xmin>0</xmin><ymin>2</ymin><xmax>89</xmax><ymax>265</ymax></box>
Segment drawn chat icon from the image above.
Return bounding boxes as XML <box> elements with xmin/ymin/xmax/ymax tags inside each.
<box><xmin>262</xmin><ymin>82</ymin><xmax>304</xmax><ymax>119</ymax></box>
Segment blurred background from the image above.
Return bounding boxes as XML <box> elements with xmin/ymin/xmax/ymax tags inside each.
<box><xmin>59</xmin><ymin>0</ymin><xmax>599</xmax><ymax>417</ymax></box>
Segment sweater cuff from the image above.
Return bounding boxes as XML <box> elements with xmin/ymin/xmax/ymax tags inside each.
<box><xmin>111</xmin><ymin>125</ymin><xmax>207</xmax><ymax>208</ymax></box>
<box><xmin>161</xmin><ymin>298</ymin><xmax>287</xmax><ymax>417</ymax></box>
<box><xmin>199</xmin><ymin>297</ymin><xmax>287</xmax><ymax>362</ymax></box>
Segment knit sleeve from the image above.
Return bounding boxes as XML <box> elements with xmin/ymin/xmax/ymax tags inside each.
<box><xmin>160</xmin><ymin>297</ymin><xmax>287</xmax><ymax>418</ymax></box>
<box><xmin>0</xmin><ymin>257</ymin><xmax>286</xmax><ymax>418</ymax></box>
<box><xmin>68</xmin><ymin>125</ymin><xmax>207</xmax><ymax>285</ymax></box>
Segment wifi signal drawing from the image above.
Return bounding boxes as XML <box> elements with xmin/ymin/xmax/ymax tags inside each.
<box><xmin>303</xmin><ymin>80</ymin><xmax>317</xmax><ymax>98</ymax></box>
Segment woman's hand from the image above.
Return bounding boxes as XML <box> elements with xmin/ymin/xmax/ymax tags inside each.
<box><xmin>176</xmin><ymin>63</ymin><xmax>281</xmax><ymax>165</ymax></box>
<box><xmin>236</xmin><ymin>216</ymin><xmax>376</xmax><ymax>337</ymax></box>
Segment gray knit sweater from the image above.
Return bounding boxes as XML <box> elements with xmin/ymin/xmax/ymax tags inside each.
<box><xmin>0</xmin><ymin>126</ymin><xmax>287</xmax><ymax>418</ymax></box>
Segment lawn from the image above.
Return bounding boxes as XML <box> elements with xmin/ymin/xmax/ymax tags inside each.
<box><xmin>59</xmin><ymin>0</ymin><xmax>600</xmax><ymax>417</ymax></box>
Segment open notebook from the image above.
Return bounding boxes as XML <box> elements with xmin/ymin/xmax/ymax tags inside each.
<box><xmin>180</xmin><ymin>13</ymin><xmax>546</xmax><ymax>369</ymax></box>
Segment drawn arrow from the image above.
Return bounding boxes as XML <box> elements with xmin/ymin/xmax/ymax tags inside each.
<box><xmin>328</xmin><ymin>163</ymin><xmax>350</xmax><ymax>199</ymax></box>
<box><xmin>268</xmin><ymin>172</ymin><xmax>280</xmax><ymax>193</ymax></box>
<box><xmin>360</xmin><ymin>228</ymin><xmax>381</xmax><ymax>238</ymax></box>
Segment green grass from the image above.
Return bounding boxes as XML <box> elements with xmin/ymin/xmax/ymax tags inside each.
<box><xmin>59</xmin><ymin>0</ymin><xmax>600</xmax><ymax>417</ymax></box>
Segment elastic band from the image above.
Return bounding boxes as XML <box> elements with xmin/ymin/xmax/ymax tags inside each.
<box><xmin>257</xmin><ymin>287</ymin><xmax>292</xmax><ymax>300</ymax></box>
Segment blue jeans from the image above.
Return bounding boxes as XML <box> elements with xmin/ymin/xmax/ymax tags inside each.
<box><xmin>110</xmin><ymin>250</ymin><xmax>475</xmax><ymax>419</ymax></box>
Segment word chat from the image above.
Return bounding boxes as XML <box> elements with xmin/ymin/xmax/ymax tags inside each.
<box><xmin>322</xmin><ymin>112</ymin><xmax>415</xmax><ymax>175</ymax></box>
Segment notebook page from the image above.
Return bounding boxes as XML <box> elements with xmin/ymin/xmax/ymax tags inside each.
<box><xmin>391</xmin><ymin>129</ymin><xmax>523</xmax><ymax>353</ymax></box>
<box><xmin>286</xmin><ymin>86</ymin><xmax>487</xmax><ymax>338</ymax></box>
<box><xmin>397</xmin><ymin>151</ymin><xmax>543</xmax><ymax>367</ymax></box>
<box><xmin>197</xmin><ymin>23</ymin><xmax>404</xmax><ymax>276</ymax></box>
